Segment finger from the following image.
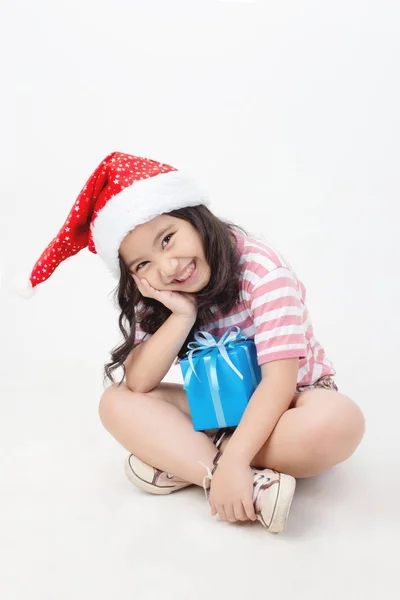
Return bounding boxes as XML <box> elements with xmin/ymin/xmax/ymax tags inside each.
<box><xmin>216</xmin><ymin>505</ymin><xmax>228</xmax><ymax>522</ymax></box>
<box><xmin>138</xmin><ymin>277</ymin><xmax>150</xmax><ymax>289</ymax></box>
<box><xmin>209</xmin><ymin>497</ymin><xmax>217</xmax><ymax>517</ymax></box>
<box><xmin>132</xmin><ymin>276</ymin><xmax>156</xmax><ymax>298</ymax></box>
<box><xmin>242</xmin><ymin>498</ymin><xmax>257</xmax><ymax>521</ymax></box>
<box><xmin>223</xmin><ymin>505</ymin><xmax>237</xmax><ymax>523</ymax></box>
<box><xmin>140</xmin><ymin>278</ymin><xmax>161</xmax><ymax>295</ymax></box>
<box><xmin>131</xmin><ymin>274</ymin><xmax>144</xmax><ymax>293</ymax></box>
<box><xmin>233</xmin><ymin>502</ymin><xmax>248</xmax><ymax>522</ymax></box>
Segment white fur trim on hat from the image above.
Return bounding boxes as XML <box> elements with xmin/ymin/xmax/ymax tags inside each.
<box><xmin>12</xmin><ymin>276</ymin><xmax>37</xmax><ymax>298</ymax></box>
<box><xmin>91</xmin><ymin>170</ymin><xmax>209</xmax><ymax>277</ymax></box>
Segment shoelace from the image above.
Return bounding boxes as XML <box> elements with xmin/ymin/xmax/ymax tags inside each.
<box><xmin>199</xmin><ymin>461</ymin><xmax>213</xmax><ymax>499</ymax></box>
<box><xmin>252</xmin><ymin>469</ymin><xmax>271</xmax><ymax>512</ymax></box>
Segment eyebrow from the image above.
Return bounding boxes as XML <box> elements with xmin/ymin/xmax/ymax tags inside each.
<box><xmin>127</xmin><ymin>225</ymin><xmax>173</xmax><ymax>270</ymax></box>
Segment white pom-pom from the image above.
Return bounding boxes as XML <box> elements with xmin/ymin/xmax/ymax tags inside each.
<box><xmin>12</xmin><ymin>277</ymin><xmax>37</xmax><ymax>299</ymax></box>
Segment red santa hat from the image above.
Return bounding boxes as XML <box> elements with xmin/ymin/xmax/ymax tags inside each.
<box><xmin>20</xmin><ymin>151</ymin><xmax>209</xmax><ymax>296</ymax></box>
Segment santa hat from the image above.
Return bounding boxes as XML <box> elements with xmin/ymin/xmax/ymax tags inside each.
<box><xmin>20</xmin><ymin>151</ymin><xmax>209</xmax><ymax>296</ymax></box>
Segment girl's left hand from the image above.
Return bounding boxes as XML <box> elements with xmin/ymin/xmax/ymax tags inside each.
<box><xmin>208</xmin><ymin>458</ymin><xmax>257</xmax><ymax>523</ymax></box>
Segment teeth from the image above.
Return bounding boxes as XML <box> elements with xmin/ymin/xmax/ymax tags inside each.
<box><xmin>176</xmin><ymin>261</ymin><xmax>195</xmax><ymax>282</ymax></box>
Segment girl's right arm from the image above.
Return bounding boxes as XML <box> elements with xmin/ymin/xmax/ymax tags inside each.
<box><xmin>124</xmin><ymin>312</ymin><xmax>196</xmax><ymax>393</ymax></box>
<box><xmin>124</xmin><ymin>275</ymin><xmax>198</xmax><ymax>393</ymax></box>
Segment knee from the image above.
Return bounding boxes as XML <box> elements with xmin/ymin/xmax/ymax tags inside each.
<box><xmin>307</xmin><ymin>395</ymin><xmax>365</xmax><ymax>461</ymax></box>
<box><xmin>98</xmin><ymin>382</ymin><xmax>128</xmax><ymax>430</ymax></box>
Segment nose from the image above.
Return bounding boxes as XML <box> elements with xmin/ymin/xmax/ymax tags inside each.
<box><xmin>159</xmin><ymin>257</ymin><xmax>180</xmax><ymax>281</ymax></box>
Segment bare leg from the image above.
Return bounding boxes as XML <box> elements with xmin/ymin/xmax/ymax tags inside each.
<box><xmin>99</xmin><ymin>382</ymin><xmax>217</xmax><ymax>487</ymax></box>
<box><xmin>220</xmin><ymin>390</ymin><xmax>365</xmax><ymax>478</ymax></box>
<box><xmin>100</xmin><ymin>383</ymin><xmax>365</xmax><ymax>482</ymax></box>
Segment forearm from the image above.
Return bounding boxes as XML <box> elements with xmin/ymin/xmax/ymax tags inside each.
<box><xmin>125</xmin><ymin>313</ymin><xmax>196</xmax><ymax>393</ymax></box>
<box><xmin>221</xmin><ymin>363</ymin><xmax>297</xmax><ymax>465</ymax></box>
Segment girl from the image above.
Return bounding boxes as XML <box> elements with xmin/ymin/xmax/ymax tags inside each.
<box><xmin>25</xmin><ymin>152</ymin><xmax>365</xmax><ymax>534</ymax></box>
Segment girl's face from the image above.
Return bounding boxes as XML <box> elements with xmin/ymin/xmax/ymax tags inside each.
<box><xmin>119</xmin><ymin>215</ymin><xmax>211</xmax><ymax>292</ymax></box>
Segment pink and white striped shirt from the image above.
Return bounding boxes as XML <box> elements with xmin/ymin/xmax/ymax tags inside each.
<box><xmin>135</xmin><ymin>231</ymin><xmax>335</xmax><ymax>386</ymax></box>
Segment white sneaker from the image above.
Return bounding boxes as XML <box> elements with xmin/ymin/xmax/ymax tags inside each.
<box><xmin>124</xmin><ymin>455</ymin><xmax>192</xmax><ymax>495</ymax></box>
<box><xmin>252</xmin><ymin>468</ymin><xmax>296</xmax><ymax>533</ymax></box>
<box><xmin>124</xmin><ymin>429</ymin><xmax>228</xmax><ymax>495</ymax></box>
<box><xmin>201</xmin><ymin>460</ymin><xmax>296</xmax><ymax>533</ymax></box>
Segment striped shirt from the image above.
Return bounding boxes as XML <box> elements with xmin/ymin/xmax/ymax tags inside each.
<box><xmin>135</xmin><ymin>231</ymin><xmax>335</xmax><ymax>386</ymax></box>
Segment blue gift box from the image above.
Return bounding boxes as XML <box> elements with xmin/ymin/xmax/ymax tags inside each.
<box><xmin>179</xmin><ymin>326</ymin><xmax>262</xmax><ymax>431</ymax></box>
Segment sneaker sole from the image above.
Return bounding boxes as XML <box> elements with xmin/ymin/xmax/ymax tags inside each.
<box><xmin>265</xmin><ymin>473</ymin><xmax>296</xmax><ymax>534</ymax></box>
<box><xmin>124</xmin><ymin>455</ymin><xmax>191</xmax><ymax>496</ymax></box>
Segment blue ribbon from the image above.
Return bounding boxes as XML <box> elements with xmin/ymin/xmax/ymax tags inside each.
<box><xmin>240</xmin><ymin>344</ymin><xmax>258</xmax><ymax>389</ymax></box>
<box><xmin>182</xmin><ymin>326</ymin><xmax>252</xmax><ymax>428</ymax></box>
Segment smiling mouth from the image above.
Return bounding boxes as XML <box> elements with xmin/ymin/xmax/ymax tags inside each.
<box><xmin>172</xmin><ymin>260</ymin><xmax>196</xmax><ymax>284</ymax></box>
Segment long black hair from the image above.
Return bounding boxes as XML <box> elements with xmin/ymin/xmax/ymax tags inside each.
<box><xmin>104</xmin><ymin>205</ymin><xmax>247</xmax><ymax>383</ymax></box>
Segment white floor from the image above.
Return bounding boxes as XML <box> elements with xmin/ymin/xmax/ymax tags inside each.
<box><xmin>1</xmin><ymin>349</ymin><xmax>398</xmax><ymax>600</ymax></box>
<box><xmin>2</xmin><ymin>1</ymin><xmax>400</xmax><ymax>597</ymax></box>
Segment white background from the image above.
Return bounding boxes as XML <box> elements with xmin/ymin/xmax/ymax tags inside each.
<box><xmin>1</xmin><ymin>1</ymin><xmax>399</xmax><ymax>599</ymax></box>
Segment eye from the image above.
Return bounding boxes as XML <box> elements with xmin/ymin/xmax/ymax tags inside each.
<box><xmin>135</xmin><ymin>233</ymin><xmax>174</xmax><ymax>271</ymax></box>
<box><xmin>135</xmin><ymin>261</ymin><xmax>147</xmax><ymax>272</ymax></box>
<box><xmin>162</xmin><ymin>233</ymin><xmax>173</xmax><ymax>247</ymax></box>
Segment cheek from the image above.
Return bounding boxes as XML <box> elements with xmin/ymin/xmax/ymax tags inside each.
<box><xmin>140</xmin><ymin>269</ymin><xmax>162</xmax><ymax>287</ymax></box>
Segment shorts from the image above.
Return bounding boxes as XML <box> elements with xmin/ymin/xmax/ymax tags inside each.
<box><xmin>296</xmin><ymin>375</ymin><xmax>338</xmax><ymax>394</ymax></box>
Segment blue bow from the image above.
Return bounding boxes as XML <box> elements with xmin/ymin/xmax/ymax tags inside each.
<box><xmin>184</xmin><ymin>325</ymin><xmax>248</xmax><ymax>385</ymax></box>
